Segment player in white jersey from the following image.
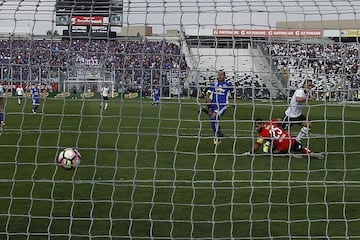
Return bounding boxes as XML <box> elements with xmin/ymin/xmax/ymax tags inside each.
<box><xmin>283</xmin><ymin>79</ymin><xmax>315</xmax><ymax>141</ymax></box>
<box><xmin>100</xmin><ymin>85</ymin><xmax>110</xmax><ymax>110</ymax></box>
<box><xmin>16</xmin><ymin>85</ymin><xmax>25</xmax><ymax>105</ymax></box>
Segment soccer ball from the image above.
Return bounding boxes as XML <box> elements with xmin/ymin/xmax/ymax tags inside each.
<box><xmin>57</xmin><ymin>148</ymin><xmax>81</xmax><ymax>170</ymax></box>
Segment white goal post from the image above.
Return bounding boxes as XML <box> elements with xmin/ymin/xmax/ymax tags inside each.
<box><xmin>63</xmin><ymin>63</ymin><xmax>116</xmax><ymax>97</ymax></box>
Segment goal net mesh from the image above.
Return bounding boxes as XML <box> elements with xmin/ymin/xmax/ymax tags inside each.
<box><xmin>1</xmin><ymin>0</ymin><xmax>360</xmax><ymax>239</ymax></box>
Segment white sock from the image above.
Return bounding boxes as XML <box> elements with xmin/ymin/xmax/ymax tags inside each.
<box><xmin>104</xmin><ymin>103</ymin><xmax>108</xmax><ymax>110</ymax></box>
<box><xmin>296</xmin><ymin>127</ymin><xmax>310</xmax><ymax>141</ymax></box>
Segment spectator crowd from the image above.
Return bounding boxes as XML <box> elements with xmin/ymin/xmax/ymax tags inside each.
<box><xmin>267</xmin><ymin>41</ymin><xmax>360</xmax><ymax>101</ymax></box>
<box><xmin>1</xmin><ymin>38</ymin><xmax>360</xmax><ymax>101</ymax></box>
<box><xmin>0</xmin><ymin>38</ymin><xmax>188</xmax><ymax>96</ymax></box>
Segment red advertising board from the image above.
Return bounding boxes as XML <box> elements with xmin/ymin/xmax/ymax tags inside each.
<box><xmin>213</xmin><ymin>29</ymin><xmax>323</xmax><ymax>37</ymax></box>
<box><xmin>71</xmin><ymin>16</ymin><xmax>109</xmax><ymax>26</ymax></box>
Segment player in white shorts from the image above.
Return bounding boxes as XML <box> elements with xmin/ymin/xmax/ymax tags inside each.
<box><xmin>283</xmin><ymin>79</ymin><xmax>315</xmax><ymax>141</ymax></box>
<box><xmin>100</xmin><ymin>85</ymin><xmax>110</xmax><ymax>110</ymax></box>
<box><xmin>16</xmin><ymin>85</ymin><xmax>25</xmax><ymax>105</ymax></box>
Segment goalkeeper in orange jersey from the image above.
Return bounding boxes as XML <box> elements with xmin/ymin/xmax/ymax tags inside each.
<box><xmin>242</xmin><ymin>118</ymin><xmax>323</xmax><ymax>159</ymax></box>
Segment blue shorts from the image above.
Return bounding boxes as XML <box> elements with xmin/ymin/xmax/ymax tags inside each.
<box><xmin>211</xmin><ymin>104</ymin><xmax>227</xmax><ymax>117</ymax></box>
<box><xmin>33</xmin><ymin>98</ymin><xmax>40</xmax><ymax>105</ymax></box>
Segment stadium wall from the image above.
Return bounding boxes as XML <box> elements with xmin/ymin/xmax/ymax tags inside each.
<box><xmin>119</xmin><ymin>25</ymin><xmax>153</xmax><ymax>36</ymax></box>
<box><xmin>276</xmin><ymin>19</ymin><xmax>360</xmax><ymax>30</ymax></box>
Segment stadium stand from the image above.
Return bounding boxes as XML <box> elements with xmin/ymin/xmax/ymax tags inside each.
<box><xmin>1</xmin><ymin>37</ymin><xmax>359</xmax><ymax>101</ymax></box>
<box><xmin>0</xmin><ymin>38</ymin><xmax>188</xmax><ymax>96</ymax></box>
<box><xmin>267</xmin><ymin>42</ymin><xmax>360</xmax><ymax>100</ymax></box>
<box><xmin>189</xmin><ymin>47</ymin><xmax>271</xmax><ymax>99</ymax></box>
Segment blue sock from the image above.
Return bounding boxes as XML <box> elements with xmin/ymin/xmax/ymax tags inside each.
<box><xmin>0</xmin><ymin>112</ymin><xmax>3</xmax><ymax>122</ymax></box>
<box><xmin>210</xmin><ymin>115</ymin><xmax>218</xmax><ymax>135</ymax></box>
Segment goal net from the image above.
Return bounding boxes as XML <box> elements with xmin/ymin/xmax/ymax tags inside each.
<box><xmin>1</xmin><ymin>0</ymin><xmax>360</xmax><ymax>239</ymax></box>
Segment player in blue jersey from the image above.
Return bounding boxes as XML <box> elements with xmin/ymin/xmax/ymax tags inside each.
<box><xmin>0</xmin><ymin>97</ymin><xmax>5</xmax><ymax>131</ymax></box>
<box><xmin>0</xmin><ymin>82</ymin><xmax>4</xmax><ymax>97</ymax></box>
<box><xmin>152</xmin><ymin>87</ymin><xmax>160</xmax><ymax>107</ymax></box>
<box><xmin>31</xmin><ymin>82</ymin><xmax>41</xmax><ymax>114</ymax></box>
<box><xmin>208</xmin><ymin>70</ymin><xmax>235</xmax><ymax>145</ymax></box>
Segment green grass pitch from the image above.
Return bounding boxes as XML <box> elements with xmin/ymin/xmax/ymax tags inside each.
<box><xmin>0</xmin><ymin>96</ymin><xmax>360</xmax><ymax>239</ymax></box>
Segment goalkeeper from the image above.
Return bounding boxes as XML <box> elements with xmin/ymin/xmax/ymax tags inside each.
<box><xmin>242</xmin><ymin>118</ymin><xmax>323</xmax><ymax>159</ymax></box>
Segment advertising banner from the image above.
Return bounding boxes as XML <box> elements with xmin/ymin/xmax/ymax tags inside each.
<box><xmin>71</xmin><ymin>16</ymin><xmax>108</xmax><ymax>26</ymax></box>
<box><xmin>213</xmin><ymin>29</ymin><xmax>323</xmax><ymax>38</ymax></box>
<box><xmin>340</xmin><ymin>30</ymin><xmax>360</xmax><ymax>37</ymax></box>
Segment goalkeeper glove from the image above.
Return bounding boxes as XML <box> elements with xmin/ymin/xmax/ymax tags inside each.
<box><xmin>263</xmin><ymin>141</ymin><xmax>271</xmax><ymax>153</ymax></box>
